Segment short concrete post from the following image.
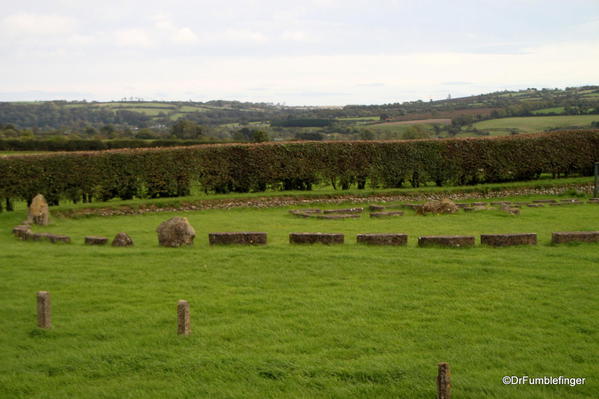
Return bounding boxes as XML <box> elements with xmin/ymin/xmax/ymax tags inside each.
<box><xmin>177</xmin><ymin>300</ymin><xmax>190</xmax><ymax>336</ymax></box>
<box><xmin>37</xmin><ymin>291</ymin><xmax>51</xmax><ymax>329</ymax></box>
<box><xmin>437</xmin><ymin>362</ymin><xmax>451</xmax><ymax>399</ymax></box>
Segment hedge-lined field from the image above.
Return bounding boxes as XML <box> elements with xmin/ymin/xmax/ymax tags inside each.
<box><xmin>0</xmin><ymin>131</ymin><xmax>597</xmax><ymax>207</ymax></box>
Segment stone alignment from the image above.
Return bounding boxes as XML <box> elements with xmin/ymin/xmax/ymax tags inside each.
<box><xmin>356</xmin><ymin>233</ymin><xmax>407</xmax><ymax>246</ymax></box>
<box><xmin>480</xmin><ymin>233</ymin><xmax>537</xmax><ymax>247</ymax></box>
<box><xmin>37</xmin><ymin>291</ymin><xmax>51</xmax><ymax>329</ymax></box>
<box><xmin>209</xmin><ymin>232</ymin><xmax>267</xmax><ymax>245</ymax></box>
<box><xmin>370</xmin><ymin>211</ymin><xmax>404</xmax><ymax>218</ymax></box>
<box><xmin>527</xmin><ymin>204</ymin><xmax>544</xmax><ymax>208</ymax></box>
<box><xmin>85</xmin><ymin>236</ymin><xmax>108</xmax><ymax>245</ymax></box>
<box><xmin>289</xmin><ymin>233</ymin><xmax>344</xmax><ymax>245</ymax></box>
<box><xmin>551</xmin><ymin>231</ymin><xmax>599</xmax><ymax>244</ymax></box>
<box><xmin>533</xmin><ymin>199</ymin><xmax>557</xmax><ymax>203</ymax></box>
<box><xmin>177</xmin><ymin>300</ymin><xmax>191</xmax><ymax>336</ymax></box>
<box><xmin>418</xmin><ymin>235</ymin><xmax>475</xmax><ymax>248</ymax></box>
<box><xmin>369</xmin><ymin>205</ymin><xmax>386</xmax><ymax>211</ymax></box>
<box><xmin>437</xmin><ymin>362</ymin><xmax>451</xmax><ymax>399</ymax></box>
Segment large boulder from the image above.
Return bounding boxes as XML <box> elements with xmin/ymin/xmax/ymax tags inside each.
<box><xmin>28</xmin><ymin>194</ymin><xmax>49</xmax><ymax>225</ymax></box>
<box><xmin>416</xmin><ymin>198</ymin><xmax>458</xmax><ymax>215</ymax></box>
<box><xmin>156</xmin><ymin>217</ymin><xmax>196</xmax><ymax>247</ymax></box>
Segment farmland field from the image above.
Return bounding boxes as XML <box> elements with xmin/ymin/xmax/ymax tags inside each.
<box><xmin>472</xmin><ymin>115</ymin><xmax>599</xmax><ymax>134</ymax></box>
<box><xmin>1</xmin><ymin>194</ymin><xmax>598</xmax><ymax>398</ymax></box>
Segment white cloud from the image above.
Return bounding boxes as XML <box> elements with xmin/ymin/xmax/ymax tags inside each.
<box><xmin>114</xmin><ymin>28</ymin><xmax>153</xmax><ymax>48</ymax></box>
<box><xmin>153</xmin><ymin>15</ymin><xmax>198</xmax><ymax>44</ymax></box>
<box><xmin>1</xmin><ymin>13</ymin><xmax>76</xmax><ymax>36</ymax></box>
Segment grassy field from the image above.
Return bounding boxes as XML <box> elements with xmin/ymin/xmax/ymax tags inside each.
<box><xmin>1</xmin><ymin>194</ymin><xmax>598</xmax><ymax>398</ymax></box>
<box><xmin>472</xmin><ymin>115</ymin><xmax>599</xmax><ymax>134</ymax></box>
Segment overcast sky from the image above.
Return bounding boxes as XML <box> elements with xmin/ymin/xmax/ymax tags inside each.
<box><xmin>1</xmin><ymin>0</ymin><xmax>598</xmax><ymax>105</ymax></box>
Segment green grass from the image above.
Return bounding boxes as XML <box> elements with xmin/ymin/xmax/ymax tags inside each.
<box><xmin>472</xmin><ymin>115</ymin><xmax>599</xmax><ymax>134</ymax></box>
<box><xmin>531</xmin><ymin>107</ymin><xmax>565</xmax><ymax>115</ymax></box>
<box><xmin>1</xmin><ymin>195</ymin><xmax>598</xmax><ymax>398</ymax></box>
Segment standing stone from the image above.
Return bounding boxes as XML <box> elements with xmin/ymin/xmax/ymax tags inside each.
<box><xmin>112</xmin><ymin>232</ymin><xmax>134</xmax><ymax>247</ymax></box>
<box><xmin>28</xmin><ymin>194</ymin><xmax>49</xmax><ymax>226</ymax></box>
<box><xmin>437</xmin><ymin>362</ymin><xmax>451</xmax><ymax>399</ymax></box>
<box><xmin>37</xmin><ymin>291</ymin><xmax>51</xmax><ymax>329</ymax></box>
<box><xmin>156</xmin><ymin>217</ymin><xmax>196</xmax><ymax>247</ymax></box>
<box><xmin>177</xmin><ymin>300</ymin><xmax>191</xmax><ymax>335</ymax></box>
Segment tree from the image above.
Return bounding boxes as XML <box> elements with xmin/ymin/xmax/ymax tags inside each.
<box><xmin>171</xmin><ymin>119</ymin><xmax>203</xmax><ymax>139</ymax></box>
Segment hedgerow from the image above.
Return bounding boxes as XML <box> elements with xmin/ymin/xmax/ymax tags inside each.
<box><xmin>0</xmin><ymin>130</ymin><xmax>597</xmax><ymax>207</ymax></box>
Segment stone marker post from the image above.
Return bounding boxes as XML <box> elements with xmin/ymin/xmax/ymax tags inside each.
<box><xmin>437</xmin><ymin>362</ymin><xmax>451</xmax><ymax>399</ymax></box>
<box><xmin>37</xmin><ymin>291</ymin><xmax>51</xmax><ymax>329</ymax></box>
<box><xmin>177</xmin><ymin>300</ymin><xmax>190</xmax><ymax>336</ymax></box>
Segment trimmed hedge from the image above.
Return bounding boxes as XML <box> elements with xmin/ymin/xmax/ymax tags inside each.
<box><xmin>0</xmin><ymin>138</ymin><xmax>219</xmax><ymax>152</ymax></box>
<box><xmin>0</xmin><ymin>131</ymin><xmax>597</xmax><ymax>206</ymax></box>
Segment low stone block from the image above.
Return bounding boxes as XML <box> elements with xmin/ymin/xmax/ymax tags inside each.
<box><xmin>455</xmin><ymin>203</ymin><xmax>469</xmax><ymax>208</ymax></box>
<box><xmin>471</xmin><ymin>202</ymin><xmax>486</xmax><ymax>206</ymax></box>
<box><xmin>357</xmin><ymin>233</ymin><xmax>407</xmax><ymax>246</ymax></box>
<box><xmin>323</xmin><ymin>207</ymin><xmax>363</xmax><ymax>214</ymax></box>
<box><xmin>289</xmin><ymin>233</ymin><xmax>344</xmax><ymax>245</ymax></box>
<box><xmin>370</xmin><ymin>211</ymin><xmax>404</xmax><ymax>218</ymax></box>
<box><xmin>209</xmin><ymin>232</ymin><xmax>267</xmax><ymax>245</ymax></box>
<box><xmin>316</xmin><ymin>214</ymin><xmax>361</xmax><ymax>219</ymax></box>
<box><xmin>481</xmin><ymin>233</ymin><xmax>537</xmax><ymax>247</ymax></box>
<box><xmin>12</xmin><ymin>225</ymin><xmax>32</xmax><ymax>239</ymax></box>
<box><xmin>85</xmin><ymin>236</ymin><xmax>108</xmax><ymax>245</ymax></box>
<box><xmin>289</xmin><ymin>210</ymin><xmax>314</xmax><ymax>218</ymax></box>
<box><xmin>369</xmin><ymin>205</ymin><xmax>386</xmax><ymax>211</ymax></box>
<box><xmin>533</xmin><ymin>199</ymin><xmax>557</xmax><ymax>203</ymax></box>
<box><xmin>551</xmin><ymin>231</ymin><xmax>599</xmax><ymax>244</ymax></box>
<box><xmin>27</xmin><ymin>232</ymin><xmax>52</xmax><ymax>241</ymax></box>
<box><xmin>47</xmin><ymin>234</ymin><xmax>71</xmax><ymax>244</ymax></box>
<box><xmin>491</xmin><ymin>201</ymin><xmax>511</xmax><ymax>205</ymax></box>
<box><xmin>418</xmin><ymin>235</ymin><xmax>475</xmax><ymax>248</ymax></box>
<box><xmin>527</xmin><ymin>204</ymin><xmax>544</xmax><ymax>208</ymax></box>
<box><xmin>588</xmin><ymin>199</ymin><xmax>599</xmax><ymax>204</ymax></box>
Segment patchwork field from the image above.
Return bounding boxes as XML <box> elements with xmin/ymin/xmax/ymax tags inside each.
<box><xmin>1</xmin><ymin>194</ymin><xmax>598</xmax><ymax>398</ymax></box>
<box><xmin>472</xmin><ymin>115</ymin><xmax>599</xmax><ymax>134</ymax></box>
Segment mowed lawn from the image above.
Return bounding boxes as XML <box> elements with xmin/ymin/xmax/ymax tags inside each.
<box><xmin>0</xmin><ymin>199</ymin><xmax>598</xmax><ymax>398</ymax></box>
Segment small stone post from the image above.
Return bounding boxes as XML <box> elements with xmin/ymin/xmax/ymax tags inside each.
<box><xmin>177</xmin><ymin>300</ymin><xmax>190</xmax><ymax>335</ymax></box>
<box><xmin>37</xmin><ymin>291</ymin><xmax>51</xmax><ymax>329</ymax></box>
<box><xmin>437</xmin><ymin>362</ymin><xmax>451</xmax><ymax>399</ymax></box>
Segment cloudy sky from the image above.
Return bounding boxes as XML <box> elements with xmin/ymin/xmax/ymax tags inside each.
<box><xmin>1</xmin><ymin>0</ymin><xmax>598</xmax><ymax>105</ymax></box>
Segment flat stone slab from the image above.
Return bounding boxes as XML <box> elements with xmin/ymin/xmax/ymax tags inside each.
<box><xmin>289</xmin><ymin>210</ymin><xmax>315</xmax><ymax>218</ymax></box>
<box><xmin>533</xmin><ymin>199</ymin><xmax>557</xmax><ymax>203</ymax></box>
<box><xmin>470</xmin><ymin>202</ymin><xmax>486</xmax><ymax>206</ymax></box>
<box><xmin>552</xmin><ymin>231</ymin><xmax>599</xmax><ymax>244</ymax></box>
<box><xmin>370</xmin><ymin>211</ymin><xmax>404</xmax><ymax>218</ymax></box>
<box><xmin>527</xmin><ymin>204</ymin><xmax>544</xmax><ymax>208</ymax></box>
<box><xmin>418</xmin><ymin>235</ymin><xmax>475</xmax><ymax>248</ymax></box>
<box><xmin>455</xmin><ymin>203</ymin><xmax>469</xmax><ymax>208</ymax></box>
<box><xmin>289</xmin><ymin>233</ymin><xmax>344</xmax><ymax>245</ymax></box>
<box><xmin>491</xmin><ymin>201</ymin><xmax>511</xmax><ymax>205</ymax></box>
<box><xmin>316</xmin><ymin>214</ymin><xmax>361</xmax><ymax>219</ymax></box>
<box><xmin>481</xmin><ymin>233</ymin><xmax>537</xmax><ymax>247</ymax></box>
<box><xmin>357</xmin><ymin>233</ymin><xmax>407</xmax><ymax>246</ymax></box>
<box><xmin>323</xmin><ymin>207</ymin><xmax>363</xmax><ymax>214</ymax></box>
<box><xmin>369</xmin><ymin>205</ymin><xmax>386</xmax><ymax>211</ymax></box>
<box><xmin>85</xmin><ymin>236</ymin><xmax>109</xmax><ymax>245</ymax></box>
<box><xmin>209</xmin><ymin>232</ymin><xmax>267</xmax><ymax>245</ymax></box>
